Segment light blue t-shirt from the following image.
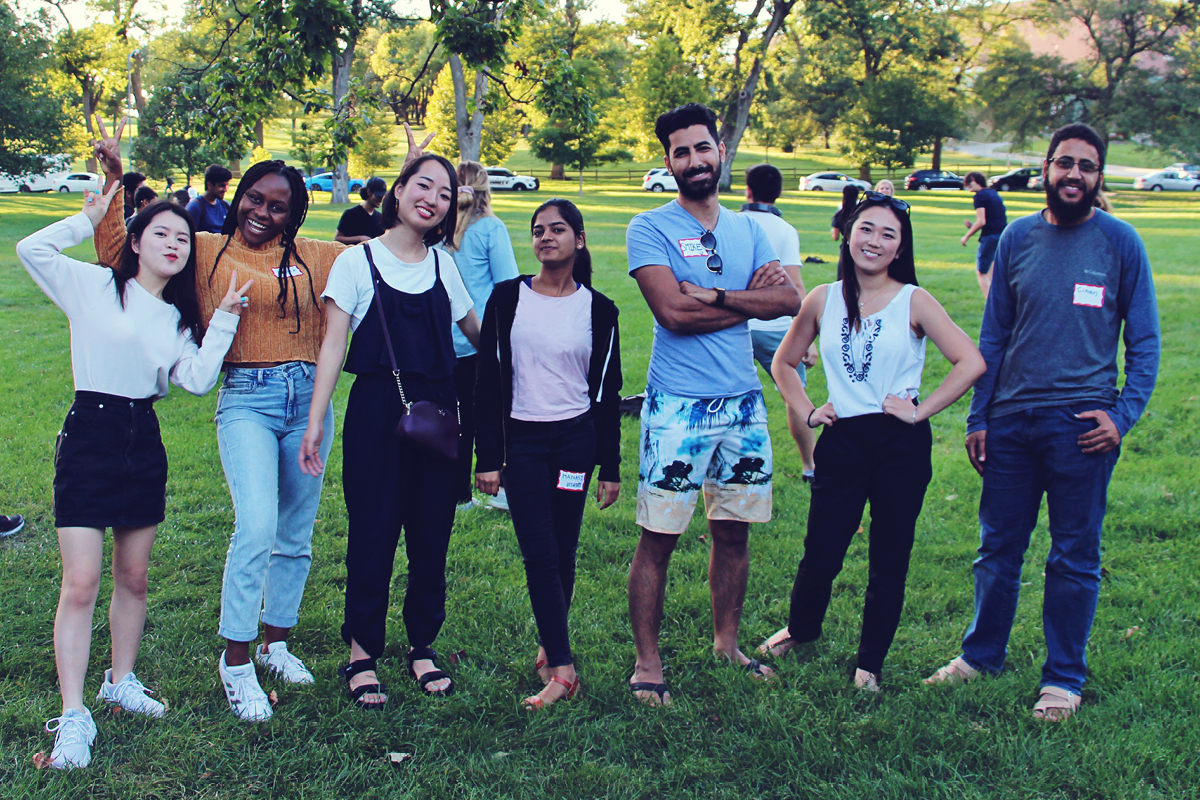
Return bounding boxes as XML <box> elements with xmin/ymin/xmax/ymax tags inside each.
<box><xmin>449</xmin><ymin>214</ymin><xmax>519</xmax><ymax>357</ymax></box>
<box><xmin>627</xmin><ymin>200</ymin><xmax>778</xmax><ymax>398</ymax></box>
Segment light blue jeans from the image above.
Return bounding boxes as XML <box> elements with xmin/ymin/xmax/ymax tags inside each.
<box><xmin>215</xmin><ymin>362</ymin><xmax>334</xmax><ymax>642</ymax></box>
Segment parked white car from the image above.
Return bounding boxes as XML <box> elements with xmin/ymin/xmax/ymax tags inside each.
<box><xmin>642</xmin><ymin>168</ymin><xmax>678</xmax><ymax>193</ymax></box>
<box><xmin>1133</xmin><ymin>170</ymin><xmax>1200</xmax><ymax>191</ymax></box>
<box><xmin>0</xmin><ymin>172</ymin><xmax>56</xmax><ymax>193</ymax></box>
<box><xmin>800</xmin><ymin>172</ymin><xmax>872</xmax><ymax>192</ymax></box>
<box><xmin>486</xmin><ymin>167</ymin><xmax>539</xmax><ymax>191</ymax></box>
<box><xmin>51</xmin><ymin>172</ymin><xmax>103</xmax><ymax>193</ymax></box>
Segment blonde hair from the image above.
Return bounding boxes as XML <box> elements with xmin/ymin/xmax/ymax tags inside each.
<box><xmin>873</xmin><ymin>179</ymin><xmax>895</xmax><ymax>197</ymax></box>
<box><xmin>451</xmin><ymin>161</ymin><xmax>495</xmax><ymax>250</ymax></box>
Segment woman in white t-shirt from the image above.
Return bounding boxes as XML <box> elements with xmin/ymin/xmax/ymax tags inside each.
<box><xmin>299</xmin><ymin>154</ymin><xmax>480</xmax><ymax>708</ymax></box>
<box><xmin>473</xmin><ymin>199</ymin><xmax>623</xmax><ymax>709</ymax></box>
<box><xmin>17</xmin><ymin>185</ymin><xmax>249</xmax><ymax>769</ymax></box>
<box><xmin>757</xmin><ymin>192</ymin><xmax>985</xmax><ymax>691</ymax></box>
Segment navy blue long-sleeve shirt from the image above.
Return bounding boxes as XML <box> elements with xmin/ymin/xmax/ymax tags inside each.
<box><xmin>967</xmin><ymin>209</ymin><xmax>1160</xmax><ymax>437</ymax></box>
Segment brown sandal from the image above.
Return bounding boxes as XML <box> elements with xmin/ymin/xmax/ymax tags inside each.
<box><xmin>523</xmin><ymin>675</ymin><xmax>580</xmax><ymax>710</ymax></box>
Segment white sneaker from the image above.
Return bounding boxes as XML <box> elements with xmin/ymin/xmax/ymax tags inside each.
<box><xmin>488</xmin><ymin>487</ymin><xmax>510</xmax><ymax>512</ymax></box>
<box><xmin>96</xmin><ymin>669</ymin><xmax>166</xmax><ymax>718</ymax></box>
<box><xmin>456</xmin><ymin>498</ymin><xmax>479</xmax><ymax>512</ymax></box>
<box><xmin>218</xmin><ymin>653</ymin><xmax>273</xmax><ymax>721</ymax></box>
<box><xmin>45</xmin><ymin>707</ymin><xmax>97</xmax><ymax>769</ymax></box>
<box><xmin>254</xmin><ymin>642</ymin><xmax>314</xmax><ymax>685</ymax></box>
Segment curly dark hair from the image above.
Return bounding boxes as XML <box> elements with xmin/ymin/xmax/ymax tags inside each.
<box><xmin>209</xmin><ymin>160</ymin><xmax>317</xmax><ymax>334</ymax></box>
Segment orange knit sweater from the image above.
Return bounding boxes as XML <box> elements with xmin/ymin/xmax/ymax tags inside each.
<box><xmin>95</xmin><ymin>197</ymin><xmax>346</xmax><ymax>365</ymax></box>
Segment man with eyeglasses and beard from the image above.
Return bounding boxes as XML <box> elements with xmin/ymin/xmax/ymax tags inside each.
<box><xmin>623</xmin><ymin>103</ymin><xmax>801</xmax><ymax>705</ymax></box>
<box><xmin>926</xmin><ymin>123</ymin><xmax>1160</xmax><ymax>722</ymax></box>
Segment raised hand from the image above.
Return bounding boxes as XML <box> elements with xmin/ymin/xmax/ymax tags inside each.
<box><xmin>91</xmin><ymin>115</ymin><xmax>127</xmax><ymax>180</ymax></box>
<box><xmin>216</xmin><ymin>269</ymin><xmax>255</xmax><ymax>316</ymax></box>
<box><xmin>402</xmin><ymin>121</ymin><xmax>437</xmax><ymax>168</ymax></box>
<box><xmin>81</xmin><ymin>181</ymin><xmax>122</xmax><ymax>229</ymax></box>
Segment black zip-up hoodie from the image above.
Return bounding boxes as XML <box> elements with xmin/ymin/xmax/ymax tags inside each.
<box><xmin>474</xmin><ymin>276</ymin><xmax>623</xmax><ymax>483</ymax></box>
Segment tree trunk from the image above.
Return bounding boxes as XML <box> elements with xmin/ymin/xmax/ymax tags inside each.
<box><xmin>824</xmin><ymin>129</ymin><xmax>830</xmax><ymax>149</ymax></box>
<box><xmin>858</xmin><ymin>163</ymin><xmax>871</xmax><ymax>183</ymax></box>
<box><xmin>83</xmin><ymin>82</ymin><xmax>98</xmax><ymax>173</ymax></box>
<box><xmin>229</xmin><ymin>157</ymin><xmax>241</xmax><ymax>178</ymax></box>
<box><xmin>551</xmin><ymin>163</ymin><xmax>565</xmax><ymax>180</ymax></box>
<box><xmin>131</xmin><ymin>52</ymin><xmax>146</xmax><ymax>115</ymax></box>
<box><xmin>330</xmin><ymin>40</ymin><xmax>355</xmax><ymax>204</ymax></box>
<box><xmin>931</xmin><ymin>136</ymin><xmax>942</xmax><ymax>171</ymax></box>
<box><xmin>255</xmin><ymin>119</ymin><xmax>265</xmax><ymax>148</ymax></box>
<box><xmin>449</xmin><ymin>55</ymin><xmax>487</xmax><ymax>162</ymax></box>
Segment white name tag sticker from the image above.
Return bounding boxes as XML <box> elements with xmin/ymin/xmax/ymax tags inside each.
<box><xmin>557</xmin><ymin>470</ymin><xmax>586</xmax><ymax>492</ymax></box>
<box><xmin>678</xmin><ymin>238</ymin><xmax>707</xmax><ymax>258</ymax></box>
<box><xmin>1072</xmin><ymin>283</ymin><xmax>1104</xmax><ymax>308</ymax></box>
<box><xmin>272</xmin><ymin>266</ymin><xmax>304</xmax><ymax>278</ymax></box>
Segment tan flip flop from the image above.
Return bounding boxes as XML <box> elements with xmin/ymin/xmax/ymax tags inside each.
<box><xmin>923</xmin><ymin>656</ymin><xmax>982</xmax><ymax>685</ymax></box>
<box><xmin>1032</xmin><ymin>685</ymin><xmax>1081</xmax><ymax>721</ymax></box>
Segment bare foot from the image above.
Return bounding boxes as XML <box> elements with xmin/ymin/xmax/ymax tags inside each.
<box><xmin>717</xmin><ymin>647</ymin><xmax>776</xmax><ymax>681</ymax></box>
<box><xmin>629</xmin><ymin>664</ymin><xmax>672</xmax><ymax>707</ymax></box>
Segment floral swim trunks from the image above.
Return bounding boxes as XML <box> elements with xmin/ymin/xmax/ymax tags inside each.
<box><xmin>636</xmin><ymin>386</ymin><xmax>773</xmax><ymax>535</ymax></box>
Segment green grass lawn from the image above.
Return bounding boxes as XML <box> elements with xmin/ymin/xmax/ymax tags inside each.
<box><xmin>0</xmin><ymin>185</ymin><xmax>1197</xmax><ymax>799</ymax></box>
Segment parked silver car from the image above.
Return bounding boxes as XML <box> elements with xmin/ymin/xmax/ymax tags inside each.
<box><xmin>1133</xmin><ymin>170</ymin><xmax>1200</xmax><ymax>191</ymax></box>
<box><xmin>799</xmin><ymin>172</ymin><xmax>872</xmax><ymax>192</ymax></box>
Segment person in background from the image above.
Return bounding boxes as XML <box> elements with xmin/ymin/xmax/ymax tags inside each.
<box><xmin>448</xmin><ymin>160</ymin><xmax>519</xmax><ymax>511</ymax></box>
<box><xmin>474</xmin><ymin>198</ymin><xmax>622</xmax><ymax>709</ymax></box>
<box><xmin>335</xmin><ymin>177</ymin><xmax>388</xmax><ymax>245</ymax></box>
<box><xmin>125</xmin><ymin>187</ymin><xmax>159</xmax><ymax>230</ymax></box>
<box><xmin>18</xmin><ymin>182</ymin><xmax>248</xmax><ymax>769</ymax></box>
<box><xmin>961</xmin><ymin>171</ymin><xmax>1007</xmax><ymax>299</ymax></box>
<box><xmin>186</xmin><ymin>165</ymin><xmax>233</xmax><ymax>235</ymax></box>
<box><xmin>926</xmin><ymin>123</ymin><xmax>1160</xmax><ymax>722</ymax></box>
<box><xmin>165</xmin><ymin>176</ymin><xmax>175</xmax><ymax>192</ymax></box>
<box><xmin>171</xmin><ymin>189</ymin><xmax>191</xmax><ymax>207</ymax></box>
<box><xmin>830</xmin><ymin>185</ymin><xmax>859</xmax><ymax>241</ymax></box>
<box><xmin>873</xmin><ymin>179</ymin><xmax>895</xmax><ymax>197</ymax></box>
<box><xmin>0</xmin><ymin>514</ymin><xmax>24</xmax><ymax>537</ymax></box>
<box><xmin>121</xmin><ymin>172</ymin><xmax>146</xmax><ymax>220</ymax></box>
<box><xmin>738</xmin><ymin>163</ymin><xmax>816</xmax><ymax>483</ymax></box>
<box><xmin>758</xmin><ymin>191</ymin><xmax>985</xmax><ymax>692</ymax></box>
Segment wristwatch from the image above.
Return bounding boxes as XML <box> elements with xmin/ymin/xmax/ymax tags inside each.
<box><xmin>714</xmin><ymin>288</ymin><xmax>726</xmax><ymax>307</ymax></box>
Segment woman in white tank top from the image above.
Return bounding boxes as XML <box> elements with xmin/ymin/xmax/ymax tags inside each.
<box><xmin>756</xmin><ymin>193</ymin><xmax>985</xmax><ymax>691</ymax></box>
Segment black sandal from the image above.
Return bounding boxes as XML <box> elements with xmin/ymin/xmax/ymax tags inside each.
<box><xmin>629</xmin><ymin>681</ymin><xmax>671</xmax><ymax>706</ymax></box>
<box><xmin>338</xmin><ymin>658</ymin><xmax>388</xmax><ymax>709</ymax></box>
<box><xmin>407</xmin><ymin>647</ymin><xmax>454</xmax><ymax>696</ymax></box>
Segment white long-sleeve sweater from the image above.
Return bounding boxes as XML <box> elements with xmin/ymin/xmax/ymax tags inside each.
<box><xmin>16</xmin><ymin>212</ymin><xmax>239</xmax><ymax>399</ymax></box>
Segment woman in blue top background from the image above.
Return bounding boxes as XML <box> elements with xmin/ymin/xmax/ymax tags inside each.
<box><xmin>447</xmin><ymin>161</ymin><xmax>519</xmax><ymax>509</ymax></box>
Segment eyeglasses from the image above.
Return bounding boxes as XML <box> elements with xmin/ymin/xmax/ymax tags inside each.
<box><xmin>1049</xmin><ymin>156</ymin><xmax>1100</xmax><ymax>174</ymax></box>
<box><xmin>858</xmin><ymin>190</ymin><xmax>911</xmax><ymax>214</ymax></box>
<box><xmin>700</xmin><ymin>229</ymin><xmax>722</xmax><ymax>274</ymax></box>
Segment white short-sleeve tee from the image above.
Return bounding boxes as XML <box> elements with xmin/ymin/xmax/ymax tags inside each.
<box><xmin>322</xmin><ymin>242</ymin><xmax>473</xmax><ymax>332</ymax></box>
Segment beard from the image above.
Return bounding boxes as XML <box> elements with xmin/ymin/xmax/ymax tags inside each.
<box><xmin>1045</xmin><ymin>174</ymin><xmax>1100</xmax><ymax>225</ymax></box>
<box><xmin>677</xmin><ymin>161</ymin><xmax>722</xmax><ymax>201</ymax></box>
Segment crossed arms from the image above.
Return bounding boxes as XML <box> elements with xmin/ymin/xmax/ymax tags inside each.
<box><xmin>632</xmin><ymin>261</ymin><xmax>801</xmax><ymax>334</ymax></box>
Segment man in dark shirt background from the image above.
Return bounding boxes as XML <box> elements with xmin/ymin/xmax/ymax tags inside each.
<box><xmin>121</xmin><ymin>171</ymin><xmax>146</xmax><ymax>220</ymax></box>
<box><xmin>186</xmin><ymin>164</ymin><xmax>232</xmax><ymax>234</ymax></box>
<box><xmin>334</xmin><ymin>177</ymin><xmax>387</xmax><ymax>244</ymax></box>
<box><xmin>962</xmin><ymin>171</ymin><xmax>1007</xmax><ymax>298</ymax></box>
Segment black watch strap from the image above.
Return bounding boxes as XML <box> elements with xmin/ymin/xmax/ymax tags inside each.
<box><xmin>714</xmin><ymin>288</ymin><xmax>726</xmax><ymax>307</ymax></box>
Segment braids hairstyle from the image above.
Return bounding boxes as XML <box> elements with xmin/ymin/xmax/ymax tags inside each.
<box><xmin>531</xmin><ymin>198</ymin><xmax>591</xmax><ymax>288</ymax></box>
<box><xmin>114</xmin><ymin>202</ymin><xmax>205</xmax><ymax>343</ymax></box>
<box><xmin>837</xmin><ymin>196</ymin><xmax>918</xmax><ymax>332</ymax></box>
<box><xmin>209</xmin><ymin>160</ymin><xmax>317</xmax><ymax>334</ymax></box>
<box><xmin>451</xmin><ymin>160</ymin><xmax>495</xmax><ymax>251</ymax></box>
<box><xmin>381</xmin><ymin>154</ymin><xmax>459</xmax><ymax>246</ymax></box>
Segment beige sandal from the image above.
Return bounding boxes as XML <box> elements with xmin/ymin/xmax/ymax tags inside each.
<box><xmin>923</xmin><ymin>656</ymin><xmax>982</xmax><ymax>685</ymax></box>
<box><xmin>854</xmin><ymin>668</ymin><xmax>880</xmax><ymax>693</ymax></box>
<box><xmin>757</xmin><ymin>627</ymin><xmax>798</xmax><ymax>659</ymax></box>
<box><xmin>1032</xmin><ymin>685</ymin><xmax>1081</xmax><ymax>721</ymax></box>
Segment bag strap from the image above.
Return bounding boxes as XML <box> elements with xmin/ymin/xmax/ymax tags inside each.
<box><xmin>363</xmin><ymin>243</ymin><xmax>409</xmax><ymax>408</ymax></box>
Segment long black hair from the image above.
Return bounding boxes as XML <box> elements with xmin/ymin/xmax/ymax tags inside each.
<box><xmin>114</xmin><ymin>202</ymin><xmax>205</xmax><ymax>343</ymax></box>
<box><xmin>530</xmin><ymin>198</ymin><xmax>591</xmax><ymax>288</ymax></box>
<box><xmin>209</xmin><ymin>160</ymin><xmax>316</xmax><ymax>334</ymax></box>
<box><xmin>837</xmin><ymin>196</ymin><xmax>918</xmax><ymax>331</ymax></box>
<box><xmin>380</xmin><ymin>154</ymin><xmax>459</xmax><ymax>246</ymax></box>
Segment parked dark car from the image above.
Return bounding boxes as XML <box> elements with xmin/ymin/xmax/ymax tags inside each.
<box><xmin>904</xmin><ymin>170</ymin><xmax>964</xmax><ymax>191</ymax></box>
<box><xmin>989</xmin><ymin>166</ymin><xmax>1042</xmax><ymax>191</ymax></box>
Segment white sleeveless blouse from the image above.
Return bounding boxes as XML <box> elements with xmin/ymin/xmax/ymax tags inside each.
<box><xmin>818</xmin><ymin>281</ymin><xmax>926</xmax><ymax>419</ymax></box>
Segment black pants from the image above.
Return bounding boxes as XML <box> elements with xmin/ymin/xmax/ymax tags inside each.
<box><xmin>787</xmin><ymin>413</ymin><xmax>932</xmax><ymax>674</ymax></box>
<box><xmin>452</xmin><ymin>355</ymin><xmax>478</xmax><ymax>504</ymax></box>
<box><xmin>502</xmin><ymin>413</ymin><xmax>596</xmax><ymax>668</ymax></box>
<box><xmin>341</xmin><ymin>375</ymin><xmax>457</xmax><ymax>659</ymax></box>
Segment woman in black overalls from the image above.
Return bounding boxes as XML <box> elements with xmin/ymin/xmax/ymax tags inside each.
<box><xmin>300</xmin><ymin>154</ymin><xmax>481</xmax><ymax>707</ymax></box>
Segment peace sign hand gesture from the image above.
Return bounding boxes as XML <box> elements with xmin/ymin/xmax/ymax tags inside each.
<box><xmin>402</xmin><ymin>121</ymin><xmax>437</xmax><ymax>168</ymax></box>
<box><xmin>216</xmin><ymin>269</ymin><xmax>255</xmax><ymax>317</ymax></box>
<box><xmin>91</xmin><ymin>115</ymin><xmax>127</xmax><ymax>181</ymax></box>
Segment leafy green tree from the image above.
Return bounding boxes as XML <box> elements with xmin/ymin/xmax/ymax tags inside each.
<box><xmin>369</xmin><ymin>22</ymin><xmax>446</xmax><ymax>123</ymax></box>
<box><xmin>974</xmin><ymin>45</ymin><xmax>1083</xmax><ymax>150</ymax></box>
<box><xmin>348</xmin><ymin>120</ymin><xmax>396</xmax><ymax>178</ymax></box>
<box><xmin>616</xmin><ymin>33</ymin><xmax>706</xmax><ymax>161</ymax></box>
<box><xmin>0</xmin><ymin>1</ymin><xmax>74</xmax><ymax>176</ymax></box>
<box><xmin>838</xmin><ymin>72</ymin><xmax>962</xmax><ymax>174</ymax></box>
<box><xmin>128</xmin><ymin>67</ymin><xmax>225</xmax><ymax>185</ymax></box>
<box><xmin>426</xmin><ymin>63</ymin><xmax>522</xmax><ymax>163</ymax></box>
<box><xmin>51</xmin><ymin>21</ymin><xmax>125</xmax><ymax>172</ymax></box>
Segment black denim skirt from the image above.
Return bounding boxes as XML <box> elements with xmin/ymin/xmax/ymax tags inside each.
<box><xmin>53</xmin><ymin>391</ymin><xmax>168</xmax><ymax>529</ymax></box>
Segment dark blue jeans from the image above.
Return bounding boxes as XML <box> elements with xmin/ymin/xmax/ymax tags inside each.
<box><xmin>962</xmin><ymin>404</ymin><xmax>1120</xmax><ymax>693</ymax></box>
<box><xmin>502</xmin><ymin>413</ymin><xmax>597</xmax><ymax>668</ymax></box>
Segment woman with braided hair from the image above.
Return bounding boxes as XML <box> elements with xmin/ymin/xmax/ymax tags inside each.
<box><xmin>91</xmin><ymin>118</ymin><xmax>352</xmax><ymax>722</ymax></box>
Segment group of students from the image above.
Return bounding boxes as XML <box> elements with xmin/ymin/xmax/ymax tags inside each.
<box><xmin>16</xmin><ymin>105</ymin><xmax>1158</xmax><ymax>770</ymax></box>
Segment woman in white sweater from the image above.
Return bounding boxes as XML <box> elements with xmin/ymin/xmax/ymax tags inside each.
<box><xmin>17</xmin><ymin>183</ymin><xmax>251</xmax><ymax>769</ymax></box>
